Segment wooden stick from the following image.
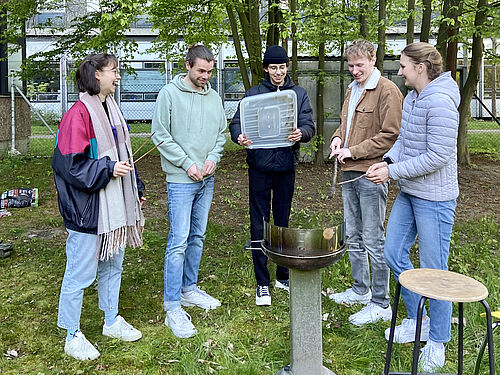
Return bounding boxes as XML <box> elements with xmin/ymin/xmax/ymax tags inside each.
<box><xmin>127</xmin><ymin>132</ymin><xmax>155</xmax><ymax>163</ymax></box>
<box><xmin>132</xmin><ymin>141</ymin><xmax>164</xmax><ymax>164</ymax></box>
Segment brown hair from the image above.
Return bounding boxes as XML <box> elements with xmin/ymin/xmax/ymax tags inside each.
<box><xmin>402</xmin><ymin>42</ymin><xmax>443</xmax><ymax>81</ymax></box>
<box><xmin>185</xmin><ymin>45</ymin><xmax>214</xmax><ymax>68</ymax></box>
<box><xmin>345</xmin><ymin>39</ymin><xmax>376</xmax><ymax>60</ymax></box>
<box><xmin>76</xmin><ymin>53</ymin><xmax>118</xmax><ymax>95</ymax></box>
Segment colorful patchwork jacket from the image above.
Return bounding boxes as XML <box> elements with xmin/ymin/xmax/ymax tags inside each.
<box><xmin>52</xmin><ymin>100</ymin><xmax>144</xmax><ymax>234</ymax></box>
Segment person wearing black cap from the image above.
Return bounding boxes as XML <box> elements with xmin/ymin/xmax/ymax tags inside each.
<box><xmin>229</xmin><ymin>45</ymin><xmax>315</xmax><ymax>306</ymax></box>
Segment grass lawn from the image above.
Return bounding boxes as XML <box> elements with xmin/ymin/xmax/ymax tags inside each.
<box><xmin>0</xmin><ymin>144</ymin><xmax>499</xmax><ymax>374</ymax></box>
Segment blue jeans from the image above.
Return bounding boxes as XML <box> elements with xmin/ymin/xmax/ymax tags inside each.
<box><xmin>385</xmin><ymin>192</ymin><xmax>456</xmax><ymax>343</ymax></box>
<box><xmin>341</xmin><ymin>171</ymin><xmax>390</xmax><ymax>307</ymax></box>
<box><xmin>58</xmin><ymin>229</ymin><xmax>125</xmax><ymax>330</ymax></box>
<box><xmin>164</xmin><ymin>176</ymin><xmax>214</xmax><ymax>311</ymax></box>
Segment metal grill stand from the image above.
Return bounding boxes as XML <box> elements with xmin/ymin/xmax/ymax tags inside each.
<box><xmin>260</xmin><ymin>221</ymin><xmax>345</xmax><ymax>375</ymax></box>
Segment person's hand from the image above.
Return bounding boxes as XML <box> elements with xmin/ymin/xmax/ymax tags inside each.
<box><xmin>140</xmin><ymin>196</ymin><xmax>146</xmax><ymax>206</ymax></box>
<box><xmin>202</xmin><ymin>160</ymin><xmax>216</xmax><ymax>176</ymax></box>
<box><xmin>288</xmin><ymin>128</ymin><xmax>302</xmax><ymax>142</ymax></box>
<box><xmin>237</xmin><ymin>133</ymin><xmax>253</xmax><ymax>147</ymax></box>
<box><xmin>328</xmin><ymin>137</ymin><xmax>342</xmax><ymax>159</ymax></box>
<box><xmin>113</xmin><ymin>161</ymin><xmax>133</xmax><ymax>177</ymax></box>
<box><xmin>187</xmin><ymin>163</ymin><xmax>203</xmax><ymax>181</ymax></box>
<box><xmin>366</xmin><ymin>162</ymin><xmax>390</xmax><ymax>184</ymax></box>
<box><xmin>330</xmin><ymin>148</ymin><xmax>352</xmax><ymax>164</ymax></box>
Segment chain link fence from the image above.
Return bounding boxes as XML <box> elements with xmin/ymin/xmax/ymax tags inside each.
<box><xmin>4</xmin><ymin>60</ymin><xmax>500</xmax><ymax>158</ymax></box>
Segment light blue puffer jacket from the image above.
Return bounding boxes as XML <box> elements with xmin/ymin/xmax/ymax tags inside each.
<box><xmin>385</xmin><ymin>72</ymin><xmax>460</xmax><ymax>201</ymax></box>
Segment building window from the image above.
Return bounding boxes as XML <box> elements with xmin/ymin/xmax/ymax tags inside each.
<box><xmin>120</xmin><ymin>61</ymin><xmax>166</xmax><ymax>102</ymax></box>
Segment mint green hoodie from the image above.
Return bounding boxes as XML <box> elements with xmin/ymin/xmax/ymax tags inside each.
<box><xmin>152</xmin><ymin>74</ymin><xmax>226</xmax><ymax>183</ymax></box>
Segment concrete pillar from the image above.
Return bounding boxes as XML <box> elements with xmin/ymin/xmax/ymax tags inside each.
<box><xmin>276</xmin><ymin>268</ymin><xmax>334</xmax><ymax>375</ymax></box>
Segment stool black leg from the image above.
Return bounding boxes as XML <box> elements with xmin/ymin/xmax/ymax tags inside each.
<box><xmin>480</xmin><ymin>300</ymin><xmax>495</xmax><ymax>375</ymax></box>
<box><xmin>411</xmin><ymin>296</ymin><xmax>427</xmax><ymax>375</ymax></box>
<box><xmin>458</xmin><ymin>302</ymin><xmax>464</xmax><ymax>375</ymax></box>
<box><xmin>384</xmin><ymin>281</ymin><xmax>402</xmax><ymax>375</ymax></box>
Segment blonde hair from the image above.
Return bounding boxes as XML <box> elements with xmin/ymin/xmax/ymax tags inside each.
<box><xmin>345</xmin><ymin>40</ymin><xmax>376</xmax><ymax>60</ymax></box>
<box><xmin>402</xmin><ymin>42</ymin><xmax>443</xmax><ymax>81</ymax></box>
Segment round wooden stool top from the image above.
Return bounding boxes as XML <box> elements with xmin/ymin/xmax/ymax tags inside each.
<box><xmin>399</xmin><ymin>269</ymin><xmax>489</xmax><ymax>303</ymax></box>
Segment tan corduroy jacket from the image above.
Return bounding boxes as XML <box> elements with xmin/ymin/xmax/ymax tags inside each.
<box><xmin>332</xmin><ymin>75</ymin><xmax>403</xmax><ymax>173</ymax></box>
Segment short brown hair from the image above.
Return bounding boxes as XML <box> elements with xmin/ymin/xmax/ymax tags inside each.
<box><xmin>402</xmin><ymin>42</ymin><xmax>443</xmax><ymax>81</ymax></box>
<box><xmin>185</xmin><ymin>45</ymin><xmax>214</xmax><ymax>68</ymax></box>
<box><xmin>76</xmin><ymin>53</ymin><xmax>118</xmax><ymax>95</ymax></box>
<box><xmin>345</xmin><ymin>39</ymin><xmax>376</xmax><ymax>61</ymax></box>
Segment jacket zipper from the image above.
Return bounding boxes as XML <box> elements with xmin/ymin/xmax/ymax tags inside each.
<box><xmin>79</xmin><ymin>198</ymin><xmax>91</xmax><ymax>227</ymax></box>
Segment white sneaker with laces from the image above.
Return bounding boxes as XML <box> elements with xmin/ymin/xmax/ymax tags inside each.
<box><xmin>256</xmin><ymin>285</ymin><xmax>271</xmax><ymax>306</ymax></box>
<box><xmin>165</xmin><ymin>308</ymin><xmax>197</xmax><ymax>338</ymax></box>
<box><xmin>64</xmin><ymin>331</ymin><xmax>100</xmax><ymax>360</ymax></box>
<box><xmin>329</xmin><ymin>287</ymin><xmax>372</xmax><ymax>306</ymax></box>
<box><xmin>419</xmin><ymin>340</ymin><xmax>445</xmax><ymax>373</ymax></box>
<box><xmin>102</xmin><ymin>315</ymin><xmax>142</xmax><ymax>341</ymax></box>
<box><xmin>348</xmin><ymin>302</ymin><xmax>392</xmax><ymax>326</ymax></box>
<box><xmin>384</xmin><ymin>317</ymin><xmax>430</xmax><ymax>343</ymax></box>
<box><xmin>275</xmin><ymin>279</ymin><xmax>289</xmax><ymax>293</ymax></box>
<box><xmin>181</xmin><ymin>287</ymin><xmax>221</xmax><ymax>310</ymax></box>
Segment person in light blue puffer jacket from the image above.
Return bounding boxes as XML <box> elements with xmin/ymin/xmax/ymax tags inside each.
<box><xmin>367</xmin><ymin>42</ymin><xmax>460</xmax><ymax>373</ymax></box>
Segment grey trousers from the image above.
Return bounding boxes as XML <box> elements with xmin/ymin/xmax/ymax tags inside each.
<box><xmin>341</xmin><ymin>171</ymin><xmax>390</xmax><ymax>308</ymax></box>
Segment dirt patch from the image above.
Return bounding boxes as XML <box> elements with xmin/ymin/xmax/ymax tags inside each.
<box><xmin>139</xmin><ymin>151</ymin><xmax>499</xmax><ymax>226</ymax></box>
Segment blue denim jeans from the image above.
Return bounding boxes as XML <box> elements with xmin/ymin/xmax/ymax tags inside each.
<box><xmin>57</xmin><ymin>229</ymin><xmax>125</xmax><ymax>330</ymax></box>
<box><xmin>341</xmin><ymin>171</ymin><xmax>390</xmax><ymax>307</ymax></box>
<box><xmin>164</xmin><ymin>176</ymin><xmax>214</xmax><ymax>311</ymax></box>
<box><xmin>384</xmin><ymin>191</ymin><xmax>457</xmax><ymax>343</ymax></box>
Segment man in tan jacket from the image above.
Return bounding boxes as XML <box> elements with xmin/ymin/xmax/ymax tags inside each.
<box><xmin>329</xmin><ymin>39</ymin><xmax>403</xmax><ymax>326</ymax></box>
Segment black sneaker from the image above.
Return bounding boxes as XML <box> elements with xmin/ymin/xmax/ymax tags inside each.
<box><xmin>256</xmin><ymin>285</ymin><xmax>271</xmax><ymax>306</ymax></box>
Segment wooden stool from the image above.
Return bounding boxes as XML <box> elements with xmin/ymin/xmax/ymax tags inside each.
<box><xmin>383</xmin><ymin>269</ymin><xmax>495</xmax><ymax>375</ymax></box>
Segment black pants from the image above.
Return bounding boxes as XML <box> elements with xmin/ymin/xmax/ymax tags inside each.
<box><xmin>249</xmin><ymin>167</ymin><xmax>295</xmax><ymax>286</ymax></box>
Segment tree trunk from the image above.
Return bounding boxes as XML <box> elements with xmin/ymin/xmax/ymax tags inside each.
<box><xmin>375</xmin><ymin>0</ymin><xmax>386</xmax><ymax>72</ymax></box>
<box><xmin>406</xmin><ymin>0</ymin><xmax>415</xmax><ymax>45</ymax></box>
<box><xmin>314</xmin><ymin>0</ymin><xmax>326</xmax><ymax>165</ymax></box>
<box><xmin>359</xmin><ymin>0</ymin><xmax>368</xmax><ymax>38</ymax></box>
<box><xmin>445</xmin><ymin>0</ymin><xmax>463</xmax><ymax>78</ymax></box>
<box><xmin>235</xmin><ymin>0</ymin><xmax>265</xmax><ymax>85</ymax></box>
<box><xmin>420</xmin><ymin>0</ymin><xmax>432</xmax><ymax>42</ymax></box>
<box><xmin>315</xmin><ymin>42</ymin><xmax>325</xmax><ymax>165</ymax></box>
<box><xmin>457</xmin><ymin>0</ymin><xmax>488</xmax><ymax>166</ymax></box>
<box><xmin>436</xmin><ymin>0</ymin><xmax>450</xmax><ymax>65</ymax></box>
<box><xmin>290</xmin><ymin>0</ymin><xmax>298</xmax><ymax>84</ymax></box>
<box><xmin>226</xmin><ymin>5</ymin><xmax>251</xmax><ymax>91</ymax></box>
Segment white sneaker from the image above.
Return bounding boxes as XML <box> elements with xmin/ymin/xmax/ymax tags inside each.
<box><xmin>275</xmin><ymin>279</ymin><xmax>289</xmax><ymax>293</ymax></box>
<box><xmin>165</xmin><ymin>308</ymin><xmax>197</xmax><ymax>338</ymax></box>
<box><xmin>256</xmin><ymin>285</ymin><xmax>271</xmax><ymax>306</ymax></box>
<box><xmin>419</xmin><ymin>340</ymin><xmax>445</xmax><ymax>373</ymax></box>
<box><xmin>181</xmin><ymin>287</ymin><xmax>221</xmax><ymax>310</ymax></box>
<box><xmin>329</xmin><ymin>287</ymin><xmax>372</xmax><ymax>306</ymax></box>
<box><xmin>64</xmin><ymin>331</ymin><xmax>100</xmax><ymax>360</ymax></box>
<box><xmin>102</xmin><ymin>315</ymin><xmax>142</xmax><ymax>342</ymax></box>
<box><xmin>385</xmin><ymin>317</ymin><xmax>430</xmax><ymax>343</ymax></box>
<box><xmin>348</xmin><ymin>302</ymin><xmax>392</xmax><ymax>326</ymax></box>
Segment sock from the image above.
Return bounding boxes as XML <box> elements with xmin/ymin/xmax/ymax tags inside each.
<box><xmin>104</xmin><ymin>310</ymin><xmax>118</xmax><ymax>327</ymax></box>
<box><xmin>66</xmin><ymin>328</ymin><xmax>79</xmax><ymax>341</ymax></box>
<box><xmin>428</xmin><ymin>339</ymin><xmax>445</xmax><ymax>350</ymax></box>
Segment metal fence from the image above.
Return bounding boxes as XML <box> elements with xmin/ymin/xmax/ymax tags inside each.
<box><xmin>6</xmin><ymin>62</ymin><xmax>500</xmax><ymax>158</ymax></box>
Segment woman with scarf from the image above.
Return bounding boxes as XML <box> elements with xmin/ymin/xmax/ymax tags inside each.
<box><xmin>366</xmin><ymin>42</ymin><xmax>460</xmax><ymax>373</ymax></box>
<box><xmin>52</xmin><ymin>53</ymin><xmax>145</xmax><ymax>360</ymax></box>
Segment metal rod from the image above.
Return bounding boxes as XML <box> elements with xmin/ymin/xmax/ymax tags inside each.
<box><xmin>127</xmin><ymin>132</ymin><xmax>155</xmax><ymax>163</ymax></box>
<box><xmin>131</xmin><ymin>141</ymin><xmax>163</xmax><ymax>164</ymax></box>
<box><xmin>10</xmin><ymin>71</ymin><xmax>16</xmax><ymax>152</ymax></box>
<box><xmin>14</xmin><ymin>84</ymin><xmax>56</xmax><ymax>137</ymax></box>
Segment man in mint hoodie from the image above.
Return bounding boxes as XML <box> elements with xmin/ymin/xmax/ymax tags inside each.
<box><xmin>152</xmin><ymin>45</ymin><xmax>226</xmax><ymax>338</ymax></box>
